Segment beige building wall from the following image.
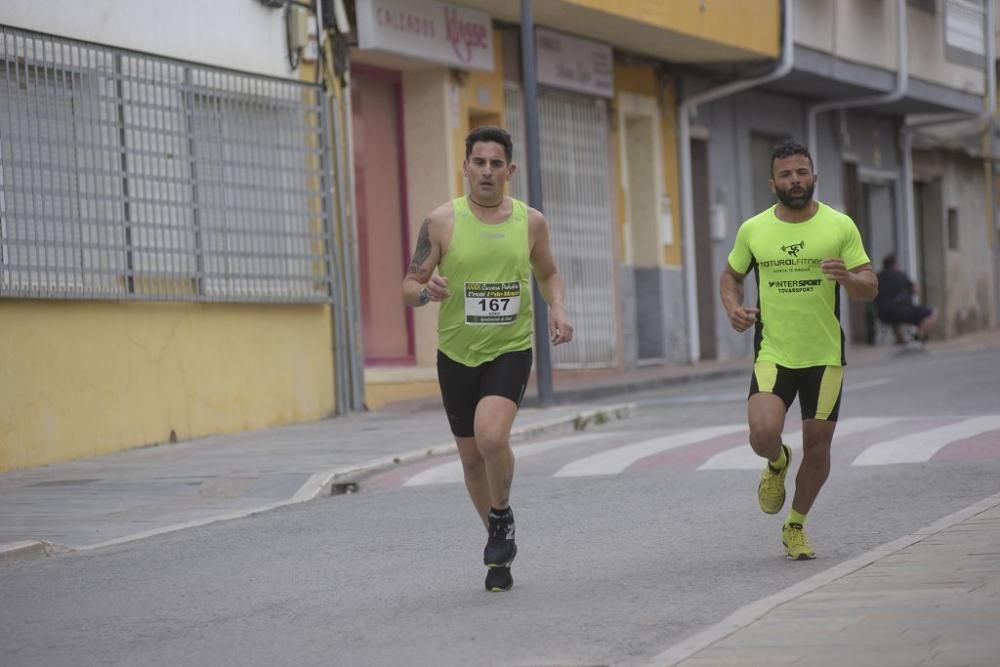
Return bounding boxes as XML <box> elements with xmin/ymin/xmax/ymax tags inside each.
<box><xmin>796</xmin><ymin>0</ymin><xmax>986</xmax><ymax>96</ymax></box>
<box><xmin>913</xmin><ymin>150</ymin><xmax>997</xmax><ymax>338</ymax></box>
<box><xmin>362</xmin><ymin>67</ymin><xmax>452</xmax><ymax>410</ymax></box>
<box><xmin>363</xmin><ymin>36</ymin><xmax>511</xmax><ymax>410</ymax></box>
<box><xmin>942</xmin><ymin>156</ymin><xmax>997</xmax><ymax>335</ymax></box>
<box><xmin>612</xmin><ymin>63</ymin><xmax>682</xmax><ymax>269</ymax></box>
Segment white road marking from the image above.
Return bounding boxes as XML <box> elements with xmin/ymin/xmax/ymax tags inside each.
<box><xmin>403</xmin><ymin>432</ymin><xmax>615</xmax><ymax>486</ymax></box>
<box><xmin>844</xmin><ymin>377</ymin><xmax>895</xmax><ymax>392</ymax></box>
<box><xmin>697</xmin><ymin>417</ymin><xmax>901</xmax><ymax>470</ymax></box>
<box><xmin>852</xmin><ymin>415</ymin><xmax>1000</xmax><ymax>466</ymax></box>
<box><xmin>553</xmin><ymin>425</ymin><xmax>747</xmax><ymax>477</ymax></box>
<box><xmin>637</xmin><ymin>377</ymin><xmax>894</xmax><ymax>408</ymax></box>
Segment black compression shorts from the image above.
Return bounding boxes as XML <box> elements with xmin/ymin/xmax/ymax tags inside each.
<box><xmin>749</xmin><ymin>361</ymin><xmax>843</xmax><ymax>421</ymax></box>
<box><xmin>436</xmin><ymin>349</ymin><xmax>533</xmax><ymax>437</ymax></box>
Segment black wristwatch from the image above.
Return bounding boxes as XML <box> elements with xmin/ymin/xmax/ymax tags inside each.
<box><xmin>417</xmin><ymin>286</ymin><xmax>430</xmax><ymax>305</ymax></box>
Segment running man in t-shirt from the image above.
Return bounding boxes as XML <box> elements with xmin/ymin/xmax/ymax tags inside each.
<box><xmin>719</xmin><ymin>141</ymin><xmax>878</xmax><ymax>560</ymax></box>
<box><xmin>402</xmin><ymin>126</ymin><xmax>573</xmax><ymax>591</ymax></box>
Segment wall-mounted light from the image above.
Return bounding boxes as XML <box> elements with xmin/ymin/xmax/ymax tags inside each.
<box><xmin>710</xmin><ymin>188</ymin><xmax>728</xmax><ymax>241</ymax></box>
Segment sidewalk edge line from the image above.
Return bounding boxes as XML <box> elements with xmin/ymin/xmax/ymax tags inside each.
<box><xmin>65</xmin><ymin>402</ymin><xmax>636</xmax><ymax>553</ymax></box>
<box><xmin>74</xmin><ymin>504</ymin><xmax>294</xmax><ymax>552</ymax></box>
<box><xmin>643</xmin><ymin>490</ymin><xmax>1000</xmax><ymax>667</ymax></box>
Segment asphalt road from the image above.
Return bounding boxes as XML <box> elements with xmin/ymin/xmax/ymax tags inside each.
<box><xmin>2</xmin><ymin>346</ymin><xmax>999</xmax><ymax>667</ymax></box>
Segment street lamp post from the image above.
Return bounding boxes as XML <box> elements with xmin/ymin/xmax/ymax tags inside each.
<box><xmin>519</xmin><ymin>0</ymin><xmax>554</xmax><ymax>407</ymax></box>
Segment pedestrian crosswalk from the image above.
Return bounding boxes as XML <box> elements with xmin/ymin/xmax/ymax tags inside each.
<box><xmin>852</xmin><ymin>415</ymin><xmax>1000</xmax><ymax>466</ymax></box>
<box><xmin>404</xmin><ymin>432</ymin><xmax>609</xmax><ymax>486</ymax></box>
<box><xmin>555</xmin><ymin>425</ymin><xmax>746</xmax><ymax>477</ymax></box>
<box><xmin>698</xmin><ymin>417</ymin><xmax>902</xmax><ymax>470</ymax></box>
<box><xmin>371</xmin><ymin>415</ymin><xmax>1000</xmax><ymax>489</ymax></box>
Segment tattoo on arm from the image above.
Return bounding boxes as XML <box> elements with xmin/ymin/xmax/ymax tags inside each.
<box><xmin>407</xmin><ymin>219</ymin><xmax>432</xmax><ymax>275</ymax></box>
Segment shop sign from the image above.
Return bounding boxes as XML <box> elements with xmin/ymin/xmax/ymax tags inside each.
<box><xmin>535</xmin><ymin>27</ymin><xmax>613</xmax><ymax>98</ymax></box>
<box><xmin>356</xmin><ymin>0</ymin><xmax>494</xmax><ymax>72</ymax></box>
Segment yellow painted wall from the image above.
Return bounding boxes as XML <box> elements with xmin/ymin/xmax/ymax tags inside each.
<box><xmin>659</xmin><ymin>79</ymin><xmax>681</xmax><ymax>267</ymax></box>
<box><xmin>566</xmin><ymin>0</ymin><xmax>779</xmax><ymax>58</ymax></box>
<box><xmin>366</xmin><ymin>379</ymin><xmax>441</xmax><ymax>411</ymax></box>
<box><xmin>0</xmin><ymin>301</ymin><xmax>335</xmax><ymax>471</ymax></box>
<box><xmin>613</xmin><ymin>63</ymin><xmax>682</xmax><ymax>267</ymax></box>
<box><xmin>452</xmin><ymin>36</ymin><xmax>509</xmax><ymax>197</ymax></box>
<box><xmin>402</xmin><ymin>68</ymin><xmax>453</xmax><ymax>370</ymax></box>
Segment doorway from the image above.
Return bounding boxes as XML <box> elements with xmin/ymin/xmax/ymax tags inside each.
<box><xmin>621</xmin><ymin>96</ymin><xmax>667</xmax><ymax>364</ymax></box>
<box><xmin>351</xmin><ymin>66</ymin><xmax>414</xmax><ymax>365</ymax></box>
<box><xmin>691</xmin><ymin>138</ymin><xmax>717</xmax><ymax>360</ymax></box>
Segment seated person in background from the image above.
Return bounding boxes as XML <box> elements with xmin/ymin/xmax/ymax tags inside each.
<box><xmin>875</xmin><ymin>252</ymin><xmax>938</xmax><ymax>344</ymax></box>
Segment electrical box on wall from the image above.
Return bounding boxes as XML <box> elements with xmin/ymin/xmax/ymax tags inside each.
<box><xmin>287</xmin><ymin>5</ymin><xmax>310</xmax><ymax>52</ymax></box>
<box><xmin>286</xmin><ymin>4</ymin><xmax>318</xmax><ymax>67</ymax></box>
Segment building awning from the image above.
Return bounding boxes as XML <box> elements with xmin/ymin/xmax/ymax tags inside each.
<box><xmin>760</xmin><ymin>45</ymin><xmax>986</xmax><ymax>117</ymax></box>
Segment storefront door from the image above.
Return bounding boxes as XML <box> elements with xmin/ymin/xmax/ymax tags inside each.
<box><xmin>351</xmin><ymin>66</ymin><xmax>414</xmax><ymax>364</ymax></box>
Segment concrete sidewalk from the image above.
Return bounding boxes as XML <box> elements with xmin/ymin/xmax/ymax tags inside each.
<box><xmin>0</xmin><ymin>400</ymin><xmax>634</xmax><ymax>558</ymax></box>
<box><xmin>653</xmin><ymin>492</ymin><xmax>1000</xmax><ymax>667</ymax></box>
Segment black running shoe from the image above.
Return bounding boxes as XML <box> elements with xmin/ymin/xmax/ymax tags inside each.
<box><xmin>483</xmin><ymin>508</ymin><xmax>517</xmax><ymax>568</ymax></box>
<box><xmin>484</xmin><ymin>566</ymin><xmax>513</xmax><ymax>592</ymax></box>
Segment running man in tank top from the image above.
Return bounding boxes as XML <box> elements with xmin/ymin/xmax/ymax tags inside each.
<box><xmin>402</xmin><ymin>126</ymin><xmax>573</xmax><ymax>592</ymax></box>
<box><xmin>719</xmin><ymin>140</ymin><xmax>878</xmax><ymax>561</ymax></box>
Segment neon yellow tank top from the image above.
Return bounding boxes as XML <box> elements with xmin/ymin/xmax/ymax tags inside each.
<box><xmin>438</xmin><ymin>197</ymin><xmax>534</xmax><ymax>367</ymax></box>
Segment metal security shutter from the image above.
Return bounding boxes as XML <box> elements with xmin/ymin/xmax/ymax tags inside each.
<box><xmin>505</xmin><ymin>84</ymin><xmax>617</xmax><ymax>368</ymax></box>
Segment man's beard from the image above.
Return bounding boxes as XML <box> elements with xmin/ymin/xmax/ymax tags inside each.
<box><xmin>775</xmin><ymin>183</ymin><xmax>814</xmax><ymax>209</ymax></box>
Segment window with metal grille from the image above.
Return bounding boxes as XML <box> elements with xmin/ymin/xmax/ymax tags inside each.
<box><xmin>944</xmin><ymin>0</ymin><xmax>986</xmax><ymax>68</ymax></box>
<box><xmin>1</xmin><ymin>60</ymin><xmax>88</xmax><ymax>291</ymax></box>
<box><xmin>0</xmin><ymin>27</ymin><xmax>332</xmax><ymax>303</ymax></box>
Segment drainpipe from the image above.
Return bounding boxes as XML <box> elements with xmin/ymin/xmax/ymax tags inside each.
<box><xmin>677</xmin><ymin>0</ymin><xmax>793</xmax><ymax>363</ymax></box>
<box><xmin>806</xmin><ymin>0</ymin><xmax>908</xmax><ymax>177</ymax></box>
<box><xmin>900</xmin><ymin>0</ymin><xmax>996</xmax><ymax>280</ymax></box>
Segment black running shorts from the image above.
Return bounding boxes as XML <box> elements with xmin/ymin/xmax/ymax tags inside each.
<box><xmin>748</xmin><ymin>361</ymin><xmax>843</xmax><ymax>421</ymax></box>
<box><xmin>437</xmin><ymin>348</ymin><xmax>533</xmax><ymax>437</ymax></box>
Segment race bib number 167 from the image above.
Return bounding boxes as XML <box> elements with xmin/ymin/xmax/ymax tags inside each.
<box><xmin>465</xmin><ymin>281</ymin><xmax>520</xmax><ymax>325</ymax></box>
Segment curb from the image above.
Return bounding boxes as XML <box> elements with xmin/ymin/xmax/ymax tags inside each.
<box><xmin>520</xmin><ymin>367</ymin><xmax>748</xmax><ymax>408</ymax></box>
<box><xmin>6</xmin><ymin>401</ymin><xmax>638</xmax><ymax>556</ymax></box>
<box><xmin>0</xmin><ymin>540</ymin><xmax>67</xmax><ymax>564</ymax></box>
<box><xmin>294</xmin><ymin>401</ymin><xmax>638</xmax><ymax>501</ymax></box>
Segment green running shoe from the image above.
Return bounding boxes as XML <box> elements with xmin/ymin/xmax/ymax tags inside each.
<box><xmin>782</xmin><ymin>522</ymin><xmax>816</xmax><ymax>560</ymax></box>
<box><xmin>758</xmin><ymin>444</ymin><xmax>791</xmax><ymax>514</ymax></box>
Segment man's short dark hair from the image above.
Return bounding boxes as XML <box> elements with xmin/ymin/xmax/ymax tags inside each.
<box><xmin>770</xmin><ymin>140</ymin><xmax>814</xmax><ymax>175</ymax></box>
<box><xmin>466</xmin><ymin>125</ymin><xmax>513</xmax><ymax>163</ymax></box>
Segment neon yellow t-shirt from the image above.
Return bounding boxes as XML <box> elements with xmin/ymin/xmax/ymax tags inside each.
<box><xmin>437</xmin><ymin>197</ymin><xmax>534</xmax><ymax>367</ymax></box>
<box><xmin>727</xmin><ymin>202</ymin><xmax>871</xmax><ymax>368</ymax></box>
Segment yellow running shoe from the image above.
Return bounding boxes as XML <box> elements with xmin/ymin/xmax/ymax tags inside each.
<box><xmin>758</xmin><ymin>444</ymin><xmax>791</xmax><ymax>514</ymax></box>
<box><xmin>782</xmin><ymin>522</ymin><xmax>816</xmax><ymax>560</ymax></box>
